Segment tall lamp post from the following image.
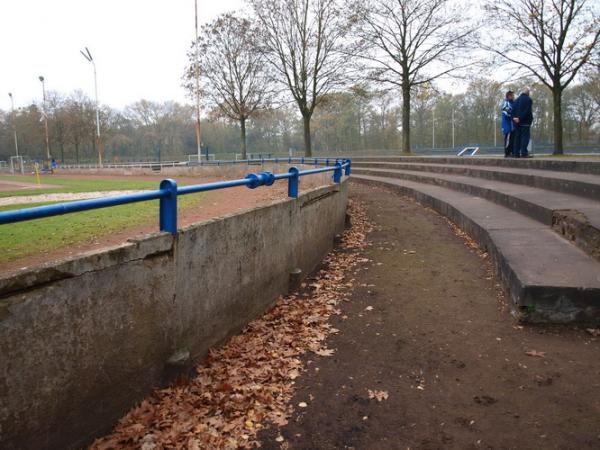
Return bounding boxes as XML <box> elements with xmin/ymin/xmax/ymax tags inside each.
<box><xmin>80</xmin><ymin>47</ymin><xmax>102</xmax><ymax>165</ymax></box>
<box><xmin>8</xmin><ymin>93</ymin><xmax>19</xmax><ymax>157</ymax></box>
<box><xmin>38</xmin><ymin>76</ymin><xmax>51</xmax><ymax>165</ymax></box>
<box><xmin>194</xmin><ymin>0</ymin><xmax>202</xmax><ymax>162</ymax></box>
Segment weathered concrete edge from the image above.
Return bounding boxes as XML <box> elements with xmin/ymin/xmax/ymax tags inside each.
<box><xmin>0</xmin><ymin>233</ymin><xmax>174</xmax><ymax>298</ymax></box>
<box><xmin>351</xmin><ymin>176</ymin><xmax>600</xmax><ymax>324</ymax></box>
<box><xmin>353</xmin><ymin>167</ymin><xmax>600</xmax><ymax>263</ymax></box>
<box><xmin>351</xmin><ymin>156</ymin><xmax>600</xmax><ymax>175</ymax></box>
<box><xmin>352</xmin><ymin>162</ymin><xmax>600</xmax><ymax>201</ymax></box>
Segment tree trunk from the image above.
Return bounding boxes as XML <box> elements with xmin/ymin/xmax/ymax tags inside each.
<box><xmin>401</xmin><ymin>82</ymin><xmax>411</xmax><ymax>154</ymax></box>
<box><xmin>240</xmin><ymin>117</ymin><xmax>247</xmax><ymax>160</ymax></box>
<box><xmin>75</xmin><ymin>143</ymin><xmax>80</xmax><ymax>163</ymax></box>
<box><xmin>552</xmin><ymin>88</ymin><xmax>563</xmax><ymax>155</ymax></box>
<box><xmin>302</xmin><ymin>114</ymin><xmax>313</xmax><ymax>157</ymax></box>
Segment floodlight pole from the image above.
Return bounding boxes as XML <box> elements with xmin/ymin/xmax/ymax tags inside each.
<box><xmin>38</xmin><ymin>76</ymin><xmax>51</xmax><ymax>163</ymax></box>
<box><xmin>8</xmin><ymin>93</ymin><xmax>19</xmax><ymax>157</ymax></box>
<box><xmin>81</xmin><ymin>47</ymin><xmax>102</xmax><ymax>166</ymax></box>
<box><xmin>194</xmin><ymin>0</ymin><xmax>202</xmax><ymax>162</ymax></box>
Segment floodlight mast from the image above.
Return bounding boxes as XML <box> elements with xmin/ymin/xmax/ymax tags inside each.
<box><xmin>8</xmin><ymin>93</ymin><xmax>19</xmax><ymax>157</ymax></box>
<box><xmin>38</xmin><ymin>76</ymin><xmax>51</xmax><ymax>163</ymax></box>
<box><xmin>194</xmin><ymin>0</ymin><xmax>202</xmax><ymax>162</ymax></box>
<box><xmin>81</xmin><ymin>47</ymin><xmax>102</xmax><ymax>166</ymax></box>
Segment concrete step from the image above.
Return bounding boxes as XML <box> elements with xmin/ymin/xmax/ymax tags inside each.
<box><xmin>351</xmin><ymin>174</ymin><xmax>600</xmax><ymax>324</ymax></box>
<box><xmin>351</xmin><ymin>156</ymin><xmax>600</xmax><ymax>176</ymax></box>
<box><xmin>352</xmin><ymin>161</ymin><xmax>600</xmax><ymax>201</ymax></box>
<box><xmin>353</xmin><ymin>167</ymin><xmax>600</xmax><ymax>261</ymax></box>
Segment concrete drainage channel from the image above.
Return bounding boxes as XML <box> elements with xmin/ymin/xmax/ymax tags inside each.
<box><xmin>0</xmin><ymin>181</ymin><xmax>348</xmax><ymax>450</ymax></box>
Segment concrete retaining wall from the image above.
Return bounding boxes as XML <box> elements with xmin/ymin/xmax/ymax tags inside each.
<box><xmin>0</xmin><ymin>181</ymin><xmax>348</xmax><ymax>450</ymax></box>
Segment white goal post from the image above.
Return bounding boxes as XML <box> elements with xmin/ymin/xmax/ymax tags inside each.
<box><xmin>9</xmin><ymin>155</ymin><xmax>25</xmax><ymax>175</ymax></box>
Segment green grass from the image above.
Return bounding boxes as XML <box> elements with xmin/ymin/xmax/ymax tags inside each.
<box><xmin>0</xmin><ymin>175</ymin><xmax>158</xmax><ymax>198</ymax></box>
<box><xmin>0</xmin><ymin>193</ymin><xmax>204</xmax><ymax>264</ymax></box>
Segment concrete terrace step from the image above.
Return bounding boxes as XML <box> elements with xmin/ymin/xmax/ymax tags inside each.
<box><xmin>352</xmin><ymin>161</ymin><xmax>600</xmax><ymax>201</ymax></box>
<box><xmin>351</xmin><ymin>156</ymin><xmax>600</xmax><ymax>176</ymax></box>
<box><xmin>352</xmin><ymin>167</ymin><xmax>600</xmax><ymax>261</ymax></box>
<box><xmin>351</xmin><ymin>174</ymin><xmax>600</xmax><ymax>324</ymax></box>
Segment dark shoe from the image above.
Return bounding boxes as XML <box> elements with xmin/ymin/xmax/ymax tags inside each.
<box><xmin>522</xmin><ymin>154</ymin><xmax>533</xmax><ymax>158</ymax></box>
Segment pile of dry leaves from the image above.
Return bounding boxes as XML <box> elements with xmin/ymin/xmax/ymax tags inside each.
<box><xmin>92</xmin><ymin>200</ymin><xmax>373</xmax><ymax>449</ymax></box>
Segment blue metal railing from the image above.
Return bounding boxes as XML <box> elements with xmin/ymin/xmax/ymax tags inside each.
<box><xmin>0</xmin><ymin>159</ymin><xmax>351</xmax><ymax>234</ymax></box>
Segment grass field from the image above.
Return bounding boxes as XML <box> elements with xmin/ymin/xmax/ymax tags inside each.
<box><xmin>0</xmin><ymin>175</ymin><xmax>158</xmax><ymax>198</ymax></box>
<box><xmin>0</xmin><ymin>190</ymin><xmax>205</xmax><ymax>265</ymax></box>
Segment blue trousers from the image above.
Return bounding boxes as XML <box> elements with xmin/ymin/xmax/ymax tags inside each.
<box><xmin>514</xmin><ymin>125</ymin><xmax>530</xmax><ymax>157</ymax></box>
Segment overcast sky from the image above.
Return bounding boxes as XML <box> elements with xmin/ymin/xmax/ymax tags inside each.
<box><xmin>0</xmin><ymin>0</ymin><xmax>246</xmax><ymax>111</ymax></box>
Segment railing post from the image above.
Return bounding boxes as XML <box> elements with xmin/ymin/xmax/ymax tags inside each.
<box><xmin>159</xmin><ymin>179</ymin><xmax>178</xmax><ymax>234</ymax></box>
<box><xmin>344</xmin><ymin>159</ymin><xmax>351</xmax><ymax>176</ymax></box>
<box><xmin>288</xmin><ymin>166</ymin><xmax>300</xmax><ymax>198</ymax></box>
<box><xmin>333</xmin><ymin>162</ymin><xmax>342</xmax><ymax>183</ymax></box>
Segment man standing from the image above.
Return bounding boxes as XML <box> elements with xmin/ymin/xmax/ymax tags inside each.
<box><xmin>512</xmin><ymin>87</ymin><xmax>534</xmax><ymax>158</ymax></box>
<box><xmin>501</xmin><ymin>90</ymin><xmax>515</xmax><ymax>157</ymax></box>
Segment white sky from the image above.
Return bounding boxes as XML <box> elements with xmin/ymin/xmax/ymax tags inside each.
<box><xmin>0</xmin><ymin>0</ymin><xmax>245</xmax><ymax>111</ymax></box>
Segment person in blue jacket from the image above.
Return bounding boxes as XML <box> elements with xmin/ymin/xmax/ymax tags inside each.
<box><xmin>501</xmin><ymin>90</ymin><xmax>515</xmax><ymax>157</ymax></box>
<box><xmin>512</xmin><ymin>87</ymin><xmax>534</xmax><ymax>158</ymax></box>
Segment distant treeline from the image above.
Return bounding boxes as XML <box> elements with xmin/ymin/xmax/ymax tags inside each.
<box><xmin>0</xmin><ymin>77</ymin><xmax>598</xmax><ymax>163</ymax></box>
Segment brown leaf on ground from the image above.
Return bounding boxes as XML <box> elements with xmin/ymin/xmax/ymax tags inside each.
<box><xmin>90</xmin><ymin>200</ymin><xmax>373</xmax><ymax>449</ymax></box>
<box><xmin>314</xmin><ymin>348</ymin><xmax>335</xmax><ymax>357</ymax></box>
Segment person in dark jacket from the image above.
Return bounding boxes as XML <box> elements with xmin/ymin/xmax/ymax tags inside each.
<box><xmin>512</xmin><ymin>87</ymin><xmax>534</xmax><ymax>158</ymax></box>
<box><xmin>501</xmin><ymin>90</ymin><xmax>515</xmax><ymax>157</ymax></box>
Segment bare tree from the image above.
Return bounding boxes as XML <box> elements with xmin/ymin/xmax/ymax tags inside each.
<box><xmin>185</xmin><ymin>14</ymin><xmax>273</xmax><ymax>159</ymax></box>
<box><xmin>565</xmin><ymin>80</ymin><xmax>600</xmax><ymax>142</ymax></box>
<box><xmin>484</xmin><ymin>0</ymin><xmax>600</xmax><ymax>154</ymax></box>
<box><xmin>249</xmin><ymin>0</ymin><xmax>350</xmax><ymax>156</ymax></box>
<box><xmin>350</xmin><ymin>0</ymin><xmax>477</xmax><ymax>153</ymax></box>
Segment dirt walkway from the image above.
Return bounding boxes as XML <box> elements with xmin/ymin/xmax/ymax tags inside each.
<box><xmin>260</xmin><ymin>183</ymin><xmax>600</xmax><ymax>450</ymax></box>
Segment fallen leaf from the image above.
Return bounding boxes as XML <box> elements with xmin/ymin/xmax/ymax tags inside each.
<box><xmin>525</xmin><ymin>350</ymin><xmax>546</xmax><ymax>358</ymax></box>
<box><xmin>367</xmin><ymin>389</ymin><xmax>389</xmax><ymax>402</ymax></box>
<box><xmin>314</xmin><ymin>348</ymin><xmax>335</xmax><ymax>357</ymax></box>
